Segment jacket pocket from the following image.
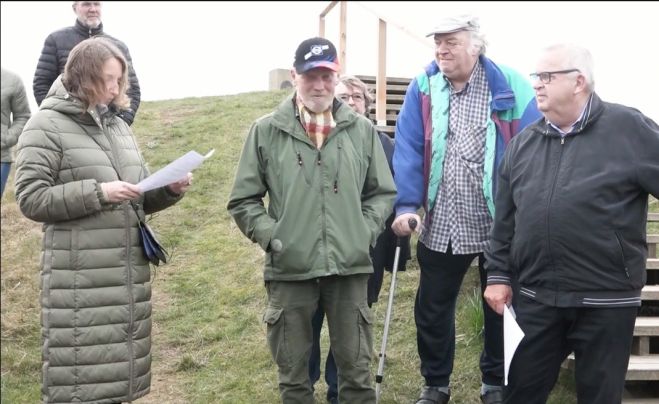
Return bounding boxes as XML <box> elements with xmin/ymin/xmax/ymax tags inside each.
<box><xmin>357</xmin><ymin>304</ymin><xmax>374</xmax><ymax>365</ymax></box>
<box><xmin>614</xmin><ymin>232</ymin><xmax>630</xmax><ymax>279</ymax></box>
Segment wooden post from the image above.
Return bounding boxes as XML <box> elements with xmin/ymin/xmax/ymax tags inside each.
<box><xmin>376</xmin><ymin>18</ymin><xmax>387</xmax><ymax>126</ymax></box>
<box><xmin>339</xmin><ymin>1</ymin><xmax>347</xmax><ymax>74</ymax></box>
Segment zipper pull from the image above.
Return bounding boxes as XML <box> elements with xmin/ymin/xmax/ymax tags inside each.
<box><xmin>317</xmin><ymin>151</ymin><xmax>322</xmax><ymax>165</ymax></box>
<box><xmin>333</xmin><ymin>180</ymin><xmax>338</xmax><ymax>193</ymax></box>
<box><xmin>561</xmin><ymin>137</ymin><xmax>565</xmax><ymax>145</ymax></box>
<box><xmin>297</xmin><ymin>152</ymin><xmax>303</xmax><ymax>166</ymax></box>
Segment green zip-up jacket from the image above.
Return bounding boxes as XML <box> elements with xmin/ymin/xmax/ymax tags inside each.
<box><xmin>228</xmin><ymin>94</ymin><xmax>396</xmax><ymax>281</ymax></box>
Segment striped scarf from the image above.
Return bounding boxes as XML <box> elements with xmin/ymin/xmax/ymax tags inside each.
<box><xmin>296</xmin><ymin>97</ymin><xmax>336</xmax><ymax>149</ymax></box>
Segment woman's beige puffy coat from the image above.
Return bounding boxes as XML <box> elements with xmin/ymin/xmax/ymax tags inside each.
<box><xmin>14</xmin><ymin>79</ymin><xmax>180</xmax><ymax>403</ymax></box>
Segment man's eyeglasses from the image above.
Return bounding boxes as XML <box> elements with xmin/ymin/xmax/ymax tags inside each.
<box><xmin>338</xmin><ymin>93</ymin><xmax>365</xmax><ymax>102</ymax></box>
<box><xmin>529</xmin><ymin>69</ymin><xmax>580</xmax><ymax>84</ymax></box>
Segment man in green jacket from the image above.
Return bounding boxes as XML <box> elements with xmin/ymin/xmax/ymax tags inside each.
<box><xmin>228</xmin><ymin>37</ymin><xmax>396</xmax><ymax>403</ymax></box>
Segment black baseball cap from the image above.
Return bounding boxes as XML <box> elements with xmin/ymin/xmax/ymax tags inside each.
<box><xmin>294</xmin><ymin>37</ymin><xmax>340</xmax><ymax>74</ymax></box>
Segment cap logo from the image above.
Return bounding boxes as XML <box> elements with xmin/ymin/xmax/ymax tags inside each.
<box><xmin>305</xmin><ymin>44</ymin><xmax>329</xmax><ymax>61</ymax></box>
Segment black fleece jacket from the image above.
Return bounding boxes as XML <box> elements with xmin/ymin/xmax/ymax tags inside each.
<box><xmin>33</xmin><ymin>19</ymin><xmax>141</xmax><ymax>125</ymax></box>
<box><xmin>485</xmin><ymin>93</ymin><xmax>659</xmax><ymax>307</ymax></box>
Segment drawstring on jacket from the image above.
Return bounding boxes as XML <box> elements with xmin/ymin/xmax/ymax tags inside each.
<box><xmin>295</xmin><ymin>141</ymin><xmax>342</xmax><ymax>193</ymax></box>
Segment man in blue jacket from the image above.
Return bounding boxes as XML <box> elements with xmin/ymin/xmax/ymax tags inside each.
<box><xmin>391</xmin><ymin>14</ymin><xmax>540</xmax><ymax>404</ymax></box>
<box><xmin>484</xmin><ymin>43</ymin><xmax>659</xmax><ymax>404</ymax></box>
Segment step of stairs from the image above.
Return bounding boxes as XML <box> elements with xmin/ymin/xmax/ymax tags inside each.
<box><xmin>641</xmin><ymin>285</ymin><xmax>659</xmax><ymax>301</ymax></box>
<box><xmin>635</xmin><ymin>317</ymin><xmax>659</xmax><ymax>336</ymax></box>
<box><xmin>564</xmin><ymin>354</ymin><xmax>659</xmax><ymax>381</ymax></box>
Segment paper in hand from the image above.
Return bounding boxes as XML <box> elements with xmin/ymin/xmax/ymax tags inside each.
<box><xmin>503</xmin><ymin>304</ymin><xmax>525</xmax><ymax>385</ymax></box>
<box><xmin>137</xmin><ymin>149</ymin><xmax>214</xmax><ymax>192</ymax></box>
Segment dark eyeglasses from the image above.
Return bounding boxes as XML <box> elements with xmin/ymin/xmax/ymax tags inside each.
<box><xmin>338</xmin><ymin>93</ymin><xmax>365</xmax><ymax>102</ymax></box>
<box><xmin>529</xmin><ymin>69</ymin><xmax>580</xmax><ymax>84</ymax></box>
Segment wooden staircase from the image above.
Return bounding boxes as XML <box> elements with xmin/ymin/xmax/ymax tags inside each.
<box><xmin>564</xmin><ymin>211</ymin><xmax>659</xmax><ymax>396</ymax></box>
<box><xmin>355</xmin><ymin>75</ymin><xmax>412</xmax><ymax>137</ymax></box>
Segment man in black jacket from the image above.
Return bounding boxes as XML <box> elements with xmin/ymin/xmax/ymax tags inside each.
<box><xmin>33</xmin><ymin>1</ymin><xmax>140</xmax><ymax>125</ymax></box>
<box><xmin>484</xmin><ymin>43</ymin><xmax>659</xmax><ymax>404</ymax></box>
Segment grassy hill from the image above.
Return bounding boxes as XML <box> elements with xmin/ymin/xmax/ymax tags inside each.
<box><xmin>0</xmin><ymin>90</ymin><xmax>578</xmax><ymax>403</ymax></box>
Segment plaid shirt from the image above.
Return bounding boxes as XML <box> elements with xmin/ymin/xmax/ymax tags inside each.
<box><xmin>421</xmin><ymin>61</ymin><xmax>492</xmax><ymax>254</ymax></box>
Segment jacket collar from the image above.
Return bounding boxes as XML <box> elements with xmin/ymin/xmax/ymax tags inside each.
<box><xmin>480</xmin><ymin>55</ymin><xmax>517</xmax><ymax>112</ymax></box>
<box><xmin>74</xmin><ymin>19</ymin><xmax>103</xmax><ymax>37</ymax></box>
<box><xmin>534</xmin><ymin>92</ymin><xmax>604</xmax><ymax>137</ymax></box>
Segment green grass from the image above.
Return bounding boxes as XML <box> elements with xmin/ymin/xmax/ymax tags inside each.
<box><xmin>5</xmin><ymin>89</ymin><xmax>656</xmax><ymax>403</ymax></box>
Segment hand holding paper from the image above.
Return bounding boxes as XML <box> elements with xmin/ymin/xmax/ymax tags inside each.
<box><xmin>137</xmin><ymin>149</ymin><xmax>214</xmax><ymax>193</ymax></box>
<box><xmin>167</xmin><ymin>172</ymin><xmax>193</xmax><ymax>195</ymax></box>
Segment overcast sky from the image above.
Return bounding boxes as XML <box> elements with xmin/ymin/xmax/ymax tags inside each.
<box><xmin>1</xmin><ymin>1</ymin><xmax>658</xmax><ymax>122</ymax></box>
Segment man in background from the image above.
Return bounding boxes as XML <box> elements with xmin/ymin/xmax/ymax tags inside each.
<box><xmin>33</xmin><ymin>1</ymin><xmax>140</xmax><ymax>125</ymax></box>
<box><xmin>1</xmin><ymin>67</ymin><xmax>31</xmax><ymax>197</ymax></box>
<box><xmin>308</xmin><ymin>75</ymin><xmax>411</xmax><ymax>404</ymax></box>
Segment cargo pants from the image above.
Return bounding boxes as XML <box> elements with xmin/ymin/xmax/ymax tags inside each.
<box><xmin>264</xmin><ymin>274</ymin><xmax>375</xmax><ymax>403</ymax></box>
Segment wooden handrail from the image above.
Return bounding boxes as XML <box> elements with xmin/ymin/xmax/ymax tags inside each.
<box><xmin>318</xmin><ymin>1</ymin><xmax>433</xmax><ymax>126</ymax></box>
<box><xmin>318</xmin><ymin>1</ymin><xmax>338</xmax><ymax>38</ymax></box>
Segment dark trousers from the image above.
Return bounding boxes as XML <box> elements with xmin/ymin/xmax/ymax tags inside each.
<box><xmin>504</xmin><ymin>296</ymin><xmax>637</xmax><ymax>404</ymax></box>
<box><xmin>309</xmin><ymin>305</ymin><xmax>339</xmax><ymax>400</ymax></box>
<box><xmin>415</xmin><ymin>242</ymin><xmax>503</xmax><ymax>387</ymax></box>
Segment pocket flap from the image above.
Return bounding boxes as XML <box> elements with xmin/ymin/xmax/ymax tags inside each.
<box><xmin>263</xmin><ymin>306</ymin><xmax>283</xmax><ymax>325</ymax></box>
<box><xmin>358</xmin><ymin>304</ymin><xmax>373</xmax><ymax>325</ymax></box>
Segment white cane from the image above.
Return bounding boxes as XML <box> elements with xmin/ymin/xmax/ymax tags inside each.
<box><xmin>375</xmin><ymin>218</ymin><xmax>417</xmax><ymax>403</ymax></box>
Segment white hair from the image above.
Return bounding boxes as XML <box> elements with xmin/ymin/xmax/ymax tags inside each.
<box><xmin>545</xmin><ymin>43</ymin><xmax>595</xmax><ymax>91</ymax></box>
<box><xmin>469</xmin><ymin>30</ymin><xmax>488</xmax><ymax>55</ymax></box>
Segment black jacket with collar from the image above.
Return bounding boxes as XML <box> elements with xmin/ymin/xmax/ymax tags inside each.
<box><xmin>485</xmin><ymin>93</ymin><xmax>659</xmax><ymax>308</ymax></box>
<box><xmin>33</xmin><ymin>19</ymin><xmax>141</xmax><ymax>125</ymax></box>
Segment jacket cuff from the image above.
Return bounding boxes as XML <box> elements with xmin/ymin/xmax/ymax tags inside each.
<box><xmin>486</xmin><ymin>271</ymin><xmax>511</xmax><ymax>286</ymax></box>
<box><xmin>95</xmin><ymin>182</ymin><xmax>110</xmax><ymax>205</ymax></box>
<box><xmin>254</xmin><ymin>217</ymin><xmax>275</xmax><ymax>251</ymax></box>
<box><xmin>395</xmin><ymin>205</ymin><xmax>418</xmax><ymax>216</ymax></box>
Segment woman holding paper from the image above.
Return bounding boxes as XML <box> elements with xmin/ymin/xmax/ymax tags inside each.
<box><xmin>14</xmin><ymin>37</ymin><xmax>191</xmax><ymax>404</ymax></box>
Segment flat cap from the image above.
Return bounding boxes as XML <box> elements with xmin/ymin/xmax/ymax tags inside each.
<box><xmin>426</xmin><ymin>14</ymin><xmax>480</xmax><ymax>37</ymax></box>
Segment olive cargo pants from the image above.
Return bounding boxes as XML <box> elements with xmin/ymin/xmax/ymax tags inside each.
<box><xmin>264</xmin><ymin>274</ymin><xmax>375</xmax><ymax>403</ymax></box>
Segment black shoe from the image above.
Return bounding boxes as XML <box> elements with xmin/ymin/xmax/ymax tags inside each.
<box><xmin>480</xmin><ymin>389</ymin><xmax>503</xmax><ymax>404</ymax></box>
<box><xmin>416</xmin><ymin>385</ymin><xmax>450</xmax><ymax>404</ymax></box>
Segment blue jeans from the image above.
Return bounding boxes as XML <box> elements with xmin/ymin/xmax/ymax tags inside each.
<box><xmin>309</xmin><ymin>304</ymin><xmax>338</xmax><ymax>400</ymax></box>
<box><xmin>1</xmin><ymin>162</ymin><xmax>11</xmax><ymax>197</ymax></box>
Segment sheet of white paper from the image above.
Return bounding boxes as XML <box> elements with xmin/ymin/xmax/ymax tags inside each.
<box><xmin>503</xmin><ymin>304</ymin><xmax>525</xmax><ymax>385</ymax></box>
<box><xmin>137</xmin><ymin>149</ymin><xmax>215</xmax><ymax>192</ymax></box>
